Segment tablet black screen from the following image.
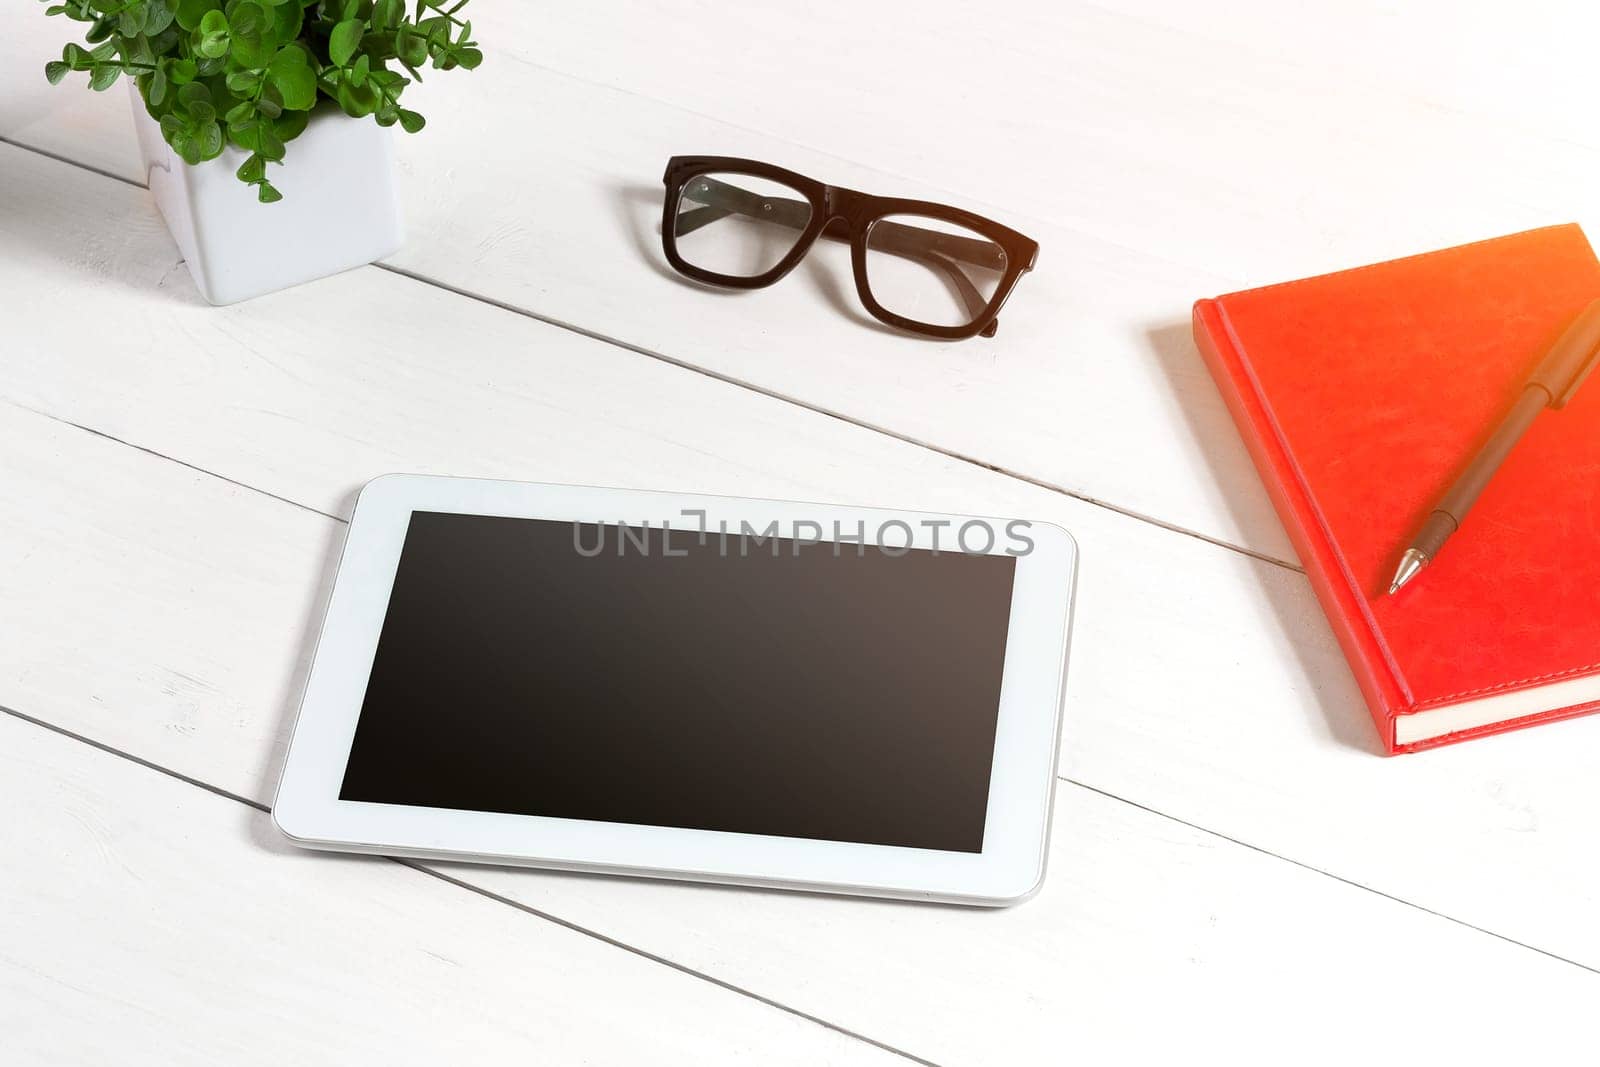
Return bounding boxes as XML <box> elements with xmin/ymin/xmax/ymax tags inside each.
<box><xmin>338</xmin><ymin>511</ymin><xmax>1018</xmax><ymax>852</ymax></box>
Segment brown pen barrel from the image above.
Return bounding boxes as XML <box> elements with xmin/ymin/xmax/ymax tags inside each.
<box><xmin>1404</xmin><ymin>297</ymin><xmax>1600</xmax><ymax>572</ymax></box>
<box><xmin>1531</xmin><ymin>297</ymin><xmax>1600</xmax><ymax>408</ymax></box>
<box><xmin>1415</xmin><ymin>384</ymin><xmax>1550</xmax><ymax>558</ymax></box>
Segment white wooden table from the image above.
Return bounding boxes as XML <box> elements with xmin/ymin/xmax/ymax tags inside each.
<box><xmin>5</xmin><ymin>4</ymin><xmax>1600</xmax><ymax>1063</ymax></box>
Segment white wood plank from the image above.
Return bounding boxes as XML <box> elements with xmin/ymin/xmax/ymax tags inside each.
<box><xmin>6</xmin><ymin>131</ymin><xmax>1600</xmax><ymax>974</ymax></box>
<box><xmin>0</xmin><ymin>51</ymin><xmax>141</xmax><ymax>181</ymax></box>
<box><xmin>373</xmin><ymin>0</ymin><xmax>1600</xmax><ymax>559</ymax></box>
<box><xmin>492</xmin><ymin>0</ymin><xmax>1600</xmax><ymax>277</ymax></box>
<box><xmin>7</xmin><ymin>6</ymin><xmax>1600</xmax><ymax>1056</ymax></box>
<box><xmin>5</xmin><ymin>130</ymin><xmax>1600</xmax><ymax>1054</ymax></box>
<box><xmin>1087</xmin><ymin>1</ymin><xmax>1600</xmax><ymax>153</ymax></box>
<box><xmin>10</xmin><ymin>3</ymin><xmax>1600</xmax><ymax>560</ymax></box>
<box><xmin>3</xmin><ymin>404</ymin><xmax>1597</xmax><ymax>1066</ymax></box>
<box><xmin>0</xmin><ymin>713</ymin><xmax>905</xmax><ymax>1067</ymax></box>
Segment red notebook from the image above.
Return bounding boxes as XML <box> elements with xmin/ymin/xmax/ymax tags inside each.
<box><xmin>1193</xmin><ymin>225</ymin><xmax>1600</xmax><ymax>753</ymax></box>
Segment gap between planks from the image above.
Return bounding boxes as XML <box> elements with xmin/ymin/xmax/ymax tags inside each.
<box><xmin>0</xmin><ymin>131</ymin><xmax>1300</xmax><ymax>574</ymax></box>
<box><xmin>0</xmin><ymin>700</ymin><xmax>943</xmax><ymax>1067</ymax></box>
<box><xmin>0</xmin><ymin>454</ymin><xmax>1594</xmax><ymax>987</ymax></box>
<box><xmin>4</xmin><ymin>138</ymin><xmax>1597</xmax><ymax>982</ymax></box>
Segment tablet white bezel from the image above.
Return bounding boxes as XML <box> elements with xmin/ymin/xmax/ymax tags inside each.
<box><xmin>273</xmin><ymin>475</ymin><xmax>1076</xmax><ymax>905</ymax></box>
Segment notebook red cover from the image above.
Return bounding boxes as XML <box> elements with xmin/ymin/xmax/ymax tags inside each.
<box><xmin>1193</xmin><ymin>225</ymin><xmax>1600</xmax><ymax>753</ymax></box>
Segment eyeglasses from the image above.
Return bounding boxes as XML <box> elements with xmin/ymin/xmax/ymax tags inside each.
<box><xmin>661</xmin><ymin>156</ymin><xmax>1038</xmax><ymax>340</ymax></box>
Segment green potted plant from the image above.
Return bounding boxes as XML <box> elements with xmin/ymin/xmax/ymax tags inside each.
<box><xmin>40</xmin><ymin>0</ymin><xmax>482</xmax><ymax>304</ymax></box>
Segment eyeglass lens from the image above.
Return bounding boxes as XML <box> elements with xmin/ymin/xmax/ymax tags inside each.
<box><xmin>674</xmin><ymin>173</ymin><xmax>814</xmax><ymax>278</ymax></box>
<box><xmin>864</xmin><ymin>214</ymin><xmax>1007</xmax><ymax>328</ymax></box>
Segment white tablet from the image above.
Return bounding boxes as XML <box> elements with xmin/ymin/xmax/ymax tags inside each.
<box><xmin>273</xmin><ymin>475</ymin><xmax>1077</xmax><ymax>906</ymax></box>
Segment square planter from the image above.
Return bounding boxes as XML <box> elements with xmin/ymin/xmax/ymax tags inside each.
<box><xmin>129</xmin><ymin>85</ymin><xmax>404</xmax><ymax>305</ymax></box>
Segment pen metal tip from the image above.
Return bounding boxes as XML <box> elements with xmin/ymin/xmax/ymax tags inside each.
<box><xmin>1388</xmin><ymin>548</ymin><xmax>1428</xmax><ymax>595</ymax></box>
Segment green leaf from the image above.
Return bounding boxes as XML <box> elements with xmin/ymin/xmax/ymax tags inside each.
<box><xmin>328</xmin><ymin>18</ymin><xmax>364</xmax><ymax>66</ymax></box>
<box><xmin>396</xmin><ymin>27</ymin><xmax>427</xmax><ymax>67</ymax></box>
<box><xmin>149</xmin><ymin>24</ymin><xmax>182</xmax><ymax>54</ymax></box>
<box><xmin>119</xmin><ymin>2</ymin><xmax>147</xmax><ymax>37</ymax></box>
<box><xmin>272</xmin><ymin>109</ymin><xmax>308</xmax><ymax>142</ymax></box>
<box><xmin>174</xmin><ymin>129</ymin><xmax>203</xmax><ymax>165</ymax></box>
<box><xmin>143</xmin><ymin>0</ymin><xmax>177</xmax><ymax>34</ymax></box>
<box><xmin>258</xmin><ymin>125</ymin><xmax>285</xmax><ymax>161</ymax></box>
<box><xmin>194</xmin><ymin>8</ymin><xmax>229</xmax><ymax>55</ymax></box>
<box><xmin>174</xmin><ymin>0</ymin><xmax>217</xmax><ymax>31</ymax></box>
<box><xmin>88</xmin><ymin>63</ymin><xmax>121</xmax><ymax>91</ymax></box>
<box><xmin>335</xmin><ymin>75</ymin><xmax>379</xmax><ymax>117</ymax></box>
<box><xmin>267</xmin><ymin>46</ymin><xmax>315</xmax><ymax>109</ymax></box>
<box><xmin>196</xmin><ymin>120</ymin><xmax>224</xmax><ymax>159</ymax></box>
<box><xmin>232</xmin><ymin>112</ymin><xmax>285</xmax><ymax>160</ymax></box>
<box><xmin>127</xmin><ymin>33</ymin><xmax>156</xmax><ymax>65</ymax></box>
<box><xmin>43</xmin><ymin>0</ymin><xmax>478</xmax><ymax>200</ymax></box>
<box><xmin>256</xmin><ymin>82</ymin><xmax>283</xmax><ymax>118</ymax></box>
<box><xmin>227</xmin><ymin>0</ymin><xmax>271</xmax><ymax>65</ymax></box>
<box><xmin>227</xmin><ymin>117</ymin><xmax>257</xmax><ymax>151</ymax></box>
<box><xmin>266</xmin><ymin>45</ymin><xmax>307</xmax><ymax>73</ymax></box>
<box><xmin>232</xmin><ymin>30</ymin><xmax>270</xmax><ymax>68</ymax></box>
<box><xmin>270</xmin><ymin>0</ymin><xmax>302</xmax><ymax>46</ymax></box>
<box><xmin>228</xmin><ymin>1</ymin><xmax>264</xmax><ymax>36</ymax></box>
<box><xmin>196</xmin><ymin>28</ymin><xmax>230</xmax><ymax>59</ymax></box>
<box><xmin>257</xmin><ymin>181</ymin><xmax>282</xmax><ymax>204</ymax></box>
<box><xmin>177</xmin><ymin>80</ymin><xmax>212</xmax><ymax>110</ymax></box>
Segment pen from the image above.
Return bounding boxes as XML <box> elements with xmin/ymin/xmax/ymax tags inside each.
<box><xmin>1389</xmin><ymin>296</ymin><xmax>1600</xmax><ymax>595</ymax></box>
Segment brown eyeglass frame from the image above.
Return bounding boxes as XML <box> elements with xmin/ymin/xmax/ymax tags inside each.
<box><xmin>661</xmin><ymin>156</ymin><xmax>1038</xmax><ymax>340</ymax></box>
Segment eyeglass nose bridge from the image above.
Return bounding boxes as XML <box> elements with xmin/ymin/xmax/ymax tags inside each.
<box><xmin>820</xmin><ymin>216</ymin><xmax>853</xmax><ymax>242</ymax></box>
<box><xmin>816</xmin><ymin>186</ymin><xmax>877</xmax><ymax>242</ymax></box>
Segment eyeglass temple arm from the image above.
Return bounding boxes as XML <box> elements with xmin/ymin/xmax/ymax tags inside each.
<box><xmin>675</xmin><ymin>178</ymin><xmax>1004</xmax><ymax>336</ymax></box>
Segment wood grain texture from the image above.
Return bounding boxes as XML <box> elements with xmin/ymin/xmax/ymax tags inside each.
<box><xmin>9</xmin><ymin>3</ymin><xmax>1600</xmax><ymax>559</ymax></box>
<box><xmin>3</xmin><ymin>400</ymin><xmax>1597</xmax><ymax>1065</ymax></box>
<box><xmin>3</xmin><ymin>139</ymin><xmax>1600</xmax><ymax>1063</ymax></box>
<box><xmin>6</xmin><ymin>132</ymin><xmax>1600</xmax><ymax>975</ymax></box>
<box><xmin>7</xmin><ymin>3</ymin><xmax>1600</xmax><ymax>1059</ymax></box>
<box><xmin>0</xmin><ymin>713</ymin><xmax>903</xmax><ymax>1067</ymax></box>
<box><xmin>498</xmin><ymin>0</ymin><xmax>1600</xmax><ymax>287</ymax></box>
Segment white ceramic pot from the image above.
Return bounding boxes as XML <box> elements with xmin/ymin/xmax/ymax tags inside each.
<box><xmin>129</xmin><ymin>84</ymin><xmax>404</xmax><ymax>305</ymax></box>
